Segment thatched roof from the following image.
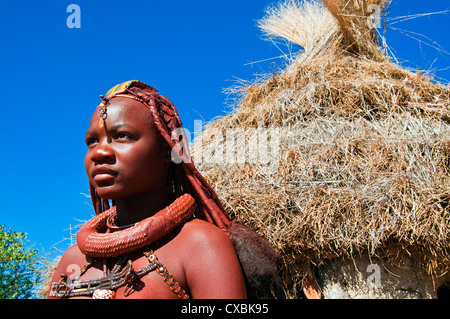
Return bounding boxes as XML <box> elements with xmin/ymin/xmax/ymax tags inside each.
<box><xmin>191</xmin><ymin>0</ymin><xmax>449</xmax><ymax>297</ymax></box>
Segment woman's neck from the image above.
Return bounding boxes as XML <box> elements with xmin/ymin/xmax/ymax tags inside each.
<box><xmin>114</xmin><ymin>187</ymin><xmax>169</xmax><ymax>226</ymax></box>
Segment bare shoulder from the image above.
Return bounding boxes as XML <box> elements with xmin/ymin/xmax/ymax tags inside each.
<box><xmin>174</xmin><ymin>218</ymin><xmax>237</xmax><ymax>261</ymax></box>
<box><xmin>58</xmin><ymin>244</ymin><xmax>87</xmax><ymax>265</ymax></box>
<box><xmin>176</xmin><ymin>218</ymin><xmax>238</xmax><ymax>271</ymax></box>
<box><xmin>49</xmin><ymin>245</ymin><xmax>88</xmax><ymax>284</ymax></box>
<box><xmin>179</xmin><ymin>219</ymin><xmax>233</xmax><ymax>250</ymax></box>
<box><xmin>175</xmin><ymin>219</ymin><xmax>247</xmax><ymax>298</ymax></box>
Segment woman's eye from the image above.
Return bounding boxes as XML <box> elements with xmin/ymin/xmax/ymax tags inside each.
<box><xmin>117</xmin><ymin>132</ymin><xmax>132</xmax><ymax>140</ymax></box>
<box><xmin>86</xmin><ymin>138</ymin><xmax>98</xmax><ymax>146</ymax></box>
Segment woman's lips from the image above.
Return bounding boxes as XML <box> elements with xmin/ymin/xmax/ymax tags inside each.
<box><xmin>92</xmin><ymin>167</ymin><xmax>117</xmax><ymax>183</ymax></box>
<box><xmin>94</xmin><ymin>174</ymin><xmax>115</xmax><ymax>183</ymax></box>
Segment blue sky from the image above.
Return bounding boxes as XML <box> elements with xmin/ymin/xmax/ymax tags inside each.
<box><xmin>0</xmin><ymin>0</ymin><xmax>448</xmax><ymax>260</ymax></box>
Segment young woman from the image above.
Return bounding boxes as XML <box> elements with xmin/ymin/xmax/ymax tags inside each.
<box><xmin>48</xmin><ymin>81</ymin><xmax>280</xmax><ymax>299</ymax></box>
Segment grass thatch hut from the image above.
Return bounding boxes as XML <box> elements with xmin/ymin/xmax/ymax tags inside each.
<box><xmin>191</xmin><ymin>0</ymin><xmax>450</xmax><ymax>298</ymax></box>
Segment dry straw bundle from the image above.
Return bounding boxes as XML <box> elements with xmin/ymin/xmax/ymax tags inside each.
<box><xmin>191</xmin><ymin>0</ymin><xmax>449</xmax><ymax>297</ymax></box>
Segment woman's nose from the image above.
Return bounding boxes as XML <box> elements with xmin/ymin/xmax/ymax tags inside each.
<box><xmin>91</xmin><ymin>138</ymin><xmax>115</xmax><ymax>162</ymax></box>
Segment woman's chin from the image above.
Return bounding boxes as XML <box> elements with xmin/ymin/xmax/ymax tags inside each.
<box><xmin>94</xmin><ymin>185</ymin><xmax>125</xmax><ymax>201</ymax></box>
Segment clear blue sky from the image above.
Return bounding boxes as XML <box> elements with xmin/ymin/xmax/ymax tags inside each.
<box><xmin>0</xmin><ymin>0</ymin><xmax>448</xmax><ymax>260</ymax></box>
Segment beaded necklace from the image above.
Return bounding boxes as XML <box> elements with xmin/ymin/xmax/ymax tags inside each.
<box><xmin>49</xmin><ymin>248</ymin><xmax>189</xmax><ymax>299</ymax></box>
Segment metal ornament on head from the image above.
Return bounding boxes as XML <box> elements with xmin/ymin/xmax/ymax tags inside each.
<box><xmin>97</xmin><ymin>81</ymin><xmax>138</xmax><ymax>129</ymax></box>
<box><xmin>98</xmin><ymin>95</ymin><xmax>108</xmax><ymax>129</ymax></box>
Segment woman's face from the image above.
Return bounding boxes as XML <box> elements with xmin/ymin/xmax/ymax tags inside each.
<box><xmin>84</xmin><ymin>97</ymin><xmax>168</xmax><ymax>200</ymax></box>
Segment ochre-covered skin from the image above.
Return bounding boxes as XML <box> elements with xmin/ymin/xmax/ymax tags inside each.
<box><xmin>76</xmin><ymin>194</ymin><xmax>196</xmax><ymax>258</ymax></box>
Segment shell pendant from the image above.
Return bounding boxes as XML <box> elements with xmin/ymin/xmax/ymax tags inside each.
<box><xmin>92</xmin><ymin>289</ymin><xmax>116</xmax><ymax>299</ymax></box>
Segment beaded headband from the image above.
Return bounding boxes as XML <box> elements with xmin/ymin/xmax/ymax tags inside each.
<box><xmin>97</xmin><ymin>80</ymin><xmax>146</xmax><ymax>129</ymax></box>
